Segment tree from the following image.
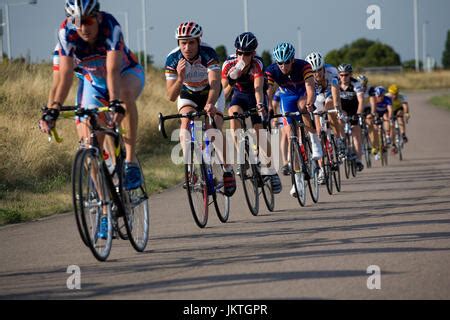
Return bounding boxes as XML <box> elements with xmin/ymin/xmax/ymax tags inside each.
<box><xmin>261</xmin><ymin>50</ymin><xmax>272</xmax><ymax>68</ymax></box>
<box><xmin>324</xmin><ymin>38</ymin><xmax>401</xmax><ymax>69</ymax></box>
<box><xmin>442</xmin><ymin>30</ymin><xmax>450</xmax><ymax>69</ymax></box>
<box><xmin>215</xmin><ymin>45</ymin><xmax>228</xmax><ymax>64</ymax></box>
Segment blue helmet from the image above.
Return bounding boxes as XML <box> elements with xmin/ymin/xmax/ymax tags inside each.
<box><xmin>374</xmin><ymin>86</ymin><xmax>386</xmax><ymax>97</ymax></box>
<box><xmin>272</xmin><ymin>42</ymin><xmax>295</xmax><ymax>63</ymax></box>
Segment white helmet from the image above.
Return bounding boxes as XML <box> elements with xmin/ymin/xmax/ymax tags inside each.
<box><xmin>305</xmin><ymin>52</ymin><xmax>324</xmax><ymax>71</ymax></box>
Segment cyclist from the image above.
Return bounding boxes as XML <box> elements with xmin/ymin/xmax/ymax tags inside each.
<box><xmin>39</xmin><ymin>0</ymin><xmax>145</xmax><ymax>239</ymax></box>
<box><xmin>265</xmin><ymin>43</ymin><xmax>321</xmax><ymax>197</ymax></box>
<box><xmin>372</xmin><ymin>86</ymin><xmax>393</xmax><ymax>157</ymax></box>
<box><xmin>357</xmin><ymin>74</ymin><xmax>379</xmax><ymax>157</ymax></box>
<box><xmin>165</xmin><ymin>21</ymin><xmax>236</xmax><ymax>197</ymax></box>
<box><xmin>337</xmin><ymin>63</ymin><xmax>365</xmax><ymax>172</ymax></box>
<box><xmin>387</xmin><ymin>84</ymin><xmax>410</xmax><ymax>144</ymax></box>
<box><xmin>221</xmin><ymin>32</ymin><xmax>282</xmax><ymax>194</ymax></box>
<box><xmin>305</xmin><ymin>52</ymin><xmax>345</xmax><ymax>159</ymax></box>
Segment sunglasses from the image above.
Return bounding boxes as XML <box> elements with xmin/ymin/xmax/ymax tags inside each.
<box><xmin>277</xmin><ymin>60</ymin><xmax>292</xmax><ymax>66</ymax></box>
<box><xmin>236</xmin><ymin>51</ymin><xmax>253</xmax><ymax>57</ymax></box>
<box><xmin>339</xmin><ymin>73</ymin><xmax>350</xmax><ymax>77</ymax></box>
<box><xmin>72</xmin><ymin>15</ymin><xmax>97</xmax><ymax>28</ymax></box>
<box><xmin>313</xmin><ymin>67</ymin><xmax>324</xmax><ymax>73</ymax></box>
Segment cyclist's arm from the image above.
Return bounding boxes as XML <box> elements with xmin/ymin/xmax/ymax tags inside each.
<box><xmin>53</xmin><ymin>56</ymin><xmax>74</xmax><ymax>108</ymax></box>
<box><xmin>206</xmin><ymin>69</ymin><xmax>221</xmax><ymax>106</ymax></box>
<box><xmin>254</xmin><ymin>76</ymin><xmax>265</xmax><ymax>106</ymax></box>
<box><xmin>357</xmin><ymin>92</ymin><xmax>364</xmax><ymax>114</ymax></box>
<box><xmin>47</xmin><ymin>69</ymin><xmax>61</xmax><ymax>108</ymax></box>
<box><xmin>266</xmin><ymin>83</ymin><xmax>276</xmax><ymax>112</ymax></box>
<box><xmin>166</xmin><ymin>79</ymin><xmax>183</xmax><ymax>102</ymax></box>
<box><xmin>403</xmin><ymin>102</ymin><xmax>409</xmax><ymax>114</ymax></box>
<box><xmin>331</xmin><ymin>83</ymin><xmax>341</xmax><ymax>111</ymax></box>
<box><xmin>370</xmin><ymin>97</ymin><xmax>376</xmax><ymax>115</ymax></box>
<box><xmin>305</xmin><ymin>77</ymin><xmax>316</xmax><ymax>107</ymax></box>
<box><xmin>221</xmin><ymin>77</ymin><xmax>234</xmax><ymax>100</ymax></box>
<box><xmin>106</xmin><ymin>50</ymin><xmax>122</xmax><ymax>102</ymax></box>
<box><xmin>388</xmin><ymin>104</ymin><xmax>393</xmax><ymax>119</ymax></box>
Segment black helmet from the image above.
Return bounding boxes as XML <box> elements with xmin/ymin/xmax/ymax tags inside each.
<box><xmin>234</xmin><ymin>32</ymin><xmax>258</xmax><ymax>52</ymax></box>
<box><xmin>337</xmin><ymin>63</ymin><xmax>353</xmax><ymax>73</ymax></box>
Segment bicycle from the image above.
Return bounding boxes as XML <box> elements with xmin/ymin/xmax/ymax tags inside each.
<box><xmin>48</xmin><ymin>106</ymin><xmax>149</xmax><ymax>261</ymax></box>
<box><xmin>316</xmin><ymin>109</ymin><xmax>341</xmax><ymax>195</ymax></box>
<box><xmin>359</xmin><ymin>114</ymin><xmax>373</xmax><ymax>169</ymax></box>
<box><xmin>223</xmin><ymin>108</ymin><xmax>275</xmax><ymax>216</ymax></box>
<box><xmin>341</xmin><ymin>114</ymin><xmax>359</xmax><ymax>179</ymax></box>
<box><xmin>373</xmin><ymin>114</ymin><xmax>389</xmax><ymax>166</ymax></box>
<box><xmin>392</xmin><ymin>115</ymin><xmax>405</xmax><ymax>161</ymax></box>
<box><xmin>271</xmin><ymin>111</ymin><xmax>320</xmax><ymax>206</ymax></box>
<box><xmin>158</xmin><ymin>111</ymin><xmax>230</xmax><ymax>228</ymax></box>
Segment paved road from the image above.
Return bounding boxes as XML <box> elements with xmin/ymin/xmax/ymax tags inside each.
<box><xmin>1</xmin><ymin>92</ymin><xmax>450</xmax><ymax>300</ymax></box>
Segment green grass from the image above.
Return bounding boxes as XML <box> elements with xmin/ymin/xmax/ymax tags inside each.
<box><xmin>430</xmin><ymin>94</ymin><xmax>450</xmax><ymax>111</ymax></box>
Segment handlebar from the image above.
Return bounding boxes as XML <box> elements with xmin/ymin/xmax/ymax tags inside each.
<box><xmin>158</xmin><ymin>111</ymin><xmax>217</xmax><ymax>139</ymax></box>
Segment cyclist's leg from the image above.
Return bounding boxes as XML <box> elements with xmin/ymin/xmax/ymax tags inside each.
<box><xmin>120</xmin><ymin>65</ymin><xmax>145</xmax><ymax>164</ymax></box>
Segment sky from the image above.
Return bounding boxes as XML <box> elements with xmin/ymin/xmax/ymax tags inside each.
<box><xmin>0</xmin><ymin>0</ymin><xmax>449</xmax><ymax>67</ymax></box>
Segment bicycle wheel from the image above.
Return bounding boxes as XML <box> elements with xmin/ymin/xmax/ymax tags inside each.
<box><xmin>261</xmin><ymin>175</ymin><xmax>275</xmax><ymax>212</ymax></box>
<box><xmin>305</xmin><ymin>138</ymin><xmax>319</xmax><ymax>204</ymax></box>
<box><xmin>331</xmin><ymin>136</ymin><xmax>342</xmax><ymax>193</ymax></box>
<box><xmin>185</xmin><ymin>159</ymin><xmax>209</xmax><ymax>228</ymax></box>
<box><xmin>396</xmin><ymin>126</ymin><xmax>404</xmax><ymax>161</ymax></box>
<box><xmin>211</xmin><ymin>163</ymin><xmax>230</xmax><ymax>223</ymax></box>
<box><xmin>321</xmin><ymin>135</ymin><xmax>333</xmax><ymax>195</ymax></box>
<box><xmin>290</xmin><ymin>139</ymin><xmax>307</xmax><ymax>207</ymax></box>
<box><xmin>380</xmin><ymin>129</ymin><xmax>388</xmax><ymax>167</ymax></box>
<box><xmin>240</xmin><ymin>140</ymin><xmax>259</xmax><ymax>216</ymax></box>
<box><xmin>121</xmin><ymin>157</ymin><xmax>150</xmax><ymax>252</ymax></box>
<box><xmin>72</xmin><ymin>148</ymin><xmax>89</xmax><ymax>247</ymax></box>
<box><xmin>75</xmin><ymin>148</ymin><xmax>113</xmax><ymax>262</ymax></box>
<box><xmin>362</xmin><ymin>132</ymin><xmax>372</xmax><ymax>169</ymax></box>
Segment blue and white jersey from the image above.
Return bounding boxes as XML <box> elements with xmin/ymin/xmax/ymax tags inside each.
<box><xmin>165</xmin><ymin>42</ymin><xmax>220</xmax><ymax>92</ymax></box>
<box><xmin>265</xmin><ymin>59</ymin><xmax>313</xmax><ymax>97</ymax></box>
<box><xmin>315</xmin><ymin>64</ymin><xmax>339</xmax><ymax>98</ymax></box>
<box><xmin>57</xmin><ymin>12</ymin><xmax>139</xmax><ymax>87</ymax></box>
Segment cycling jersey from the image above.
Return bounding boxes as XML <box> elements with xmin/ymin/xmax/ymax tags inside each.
<box><xmin>340</xmin><ymin>77</ymin><xmax>363</xmax><ymax>117</ymax></box>
<box><xmin>58</xmin><ymin>12</ymin><xmax>140</xmax><ymax>84</ymax></box>
<box><xmin>165</xmin><ymin>42</ymin><xmax>220</xmax><ymax>92</ymax></box>
<box><xmin>387</xmin><ymin>93</ymin><xmax>407</xmax><ymax>112</ymax></box>
<box><xmin>265</xmin><ymin>59</ymin><xmax>312</xmax><ymax>125</ymax></box>
<box><xmin>57</xmin><ymin>12</ymin><xmax>144</xmax><ymax>108</ymax></box>
<box><xmin>265</xmin><ymin>59</ymin><xmax>313</xmax><ymax>96</ymax></box>
<box><xmin>221</xmin><ymin>55</ymin><xmax>264</xmax><ymax>94</ymax></box>
<box><xmin>375</xmin><ymin>96</ymin><xmax>392</xmax><ymax>116</ymax></box>
<box><xmin>165</xmin><ymin>42</ymin><xmax>224</xmax><ymax>113</ymax></box>
<box><xmin>315</xmin><ymin>64</ymin><xmax>339</xmax><ymax>100</ymax></box>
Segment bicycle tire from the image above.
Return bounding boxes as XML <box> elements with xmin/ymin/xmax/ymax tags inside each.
<box><xmin>185</xmin><ymin>162</ymin><xmax>209</xmax><ymax>228</ymax></box>
<box><xmin>290</xmin><ymin>139</ymin><xmax>307</xmax><ymax>207</ymax></box>
<box><xmin>331</xmin><ymin>136</ymin><xmax>342</xmax><ymax>192</ymax></box>
<box><xmin>72</xmin><ymin>148</ymin><xmax>89</xmax><ymax>247</ymax></box>
<box><xmin>240</xmin><ymin>140</ymin><xmax>259</xmax><ymax>216</ymax></box>
<box><xmin>211</xmin><ymin>163</ymin><xmax>230</xmax><ymax>223</ymax></box>
<box><xmin>322</xmin><ymin>135</ymin><xmax>333</xmax><ymax>195</ymax></box>
<box><xmin>305</xmin><ymin>138</ymin><xmax>319</xmax><ymax>204</ymax></box>
<box><xmin>121</xmin><ymin>156</ymin><xmax>150</xmax><ymax>252</ymax></box>
<box><xmin>261</xmin><ymin>175</ymin><xmax>275</xmax><ymax>212</ymax></box>
<box><xmin>76</xmin><ymin>148</ymin><xmax>113</xmax><ymax>262</ymax></box>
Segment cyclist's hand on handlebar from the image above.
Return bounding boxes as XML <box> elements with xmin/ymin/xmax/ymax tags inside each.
<box><xmin>204</xmin><ymin>103</ymin><xmax>217</xmax><ymax>117</ymax></box>
<box><xmin>39</xmin><ymin>107</ymin><xmax>60</xmax><ymax>134</ymax></box>
<box><xmin>306</xmin><ymin>103</ymin><xmax>314</xmax><ymax>113</ymax></box>
<box><xmin>109</xmin><ymin>100</ymin><xmax>126</xmax><ymax>125</ymax></box>
<box><xmin>257</xmin><ymin>103</ymin><xmax>267</xmax><ymax>117</ymax></box>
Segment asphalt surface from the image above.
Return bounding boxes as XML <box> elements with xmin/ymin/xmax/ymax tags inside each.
<box><xmin>1</xmin><ymin>92</ymin><xmax>450</xmax><ymax>300</ymax></box>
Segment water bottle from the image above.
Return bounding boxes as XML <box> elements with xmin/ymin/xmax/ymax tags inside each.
<box><xmin>103</xmin><ymin>150</ymin><xmax>115</xmax><ymax>175</ymax></box>
<box><xmin>228</xmin><ymin>60</ymin><xmax>246</xmax><ymax>80</ymax></box>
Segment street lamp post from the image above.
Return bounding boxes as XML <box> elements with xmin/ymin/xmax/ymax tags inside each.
<box><xmin>297</xmin><ymin>27</ymin><xmax>302</xmax><ymax>59</ymax></box>
<box><xmin>5</xmin><ymin>0</ymin><xmax>37</xmax><ymax>61</ymax></box>
<box><xmin>422</xmin><ymin>21</ymin><xmax>429</xmax><ymax>71</ymax></box>
<box><xmin>243</xmin><ymin>0</ymin><xmax>248</xmax><ymax>32</ymax></box>
<box><xmin>137</xmin><ymin>27</ymin><xmax>153</xmax><ymax>67</ymax></box>
<box><xmin>141</xmin><ymin>0</ymin><xmax>148</xmax><ymax>71</ymax></box>
<box><xmin>413</xmin><ymin>0</ymin><xmax>419</xmax><ymax>72</ymax></box>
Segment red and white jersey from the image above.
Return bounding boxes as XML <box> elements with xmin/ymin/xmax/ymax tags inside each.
<box><xmin>222</xmin><ymin>54</ymin><xmax>264</xmax><ymax>93</ymax></box>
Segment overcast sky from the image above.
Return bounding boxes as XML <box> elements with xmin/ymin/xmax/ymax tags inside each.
<box><xmin>0</xmin><ymin>0</ymin><xmax>449</xmax><ymax>67</ymax></box>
